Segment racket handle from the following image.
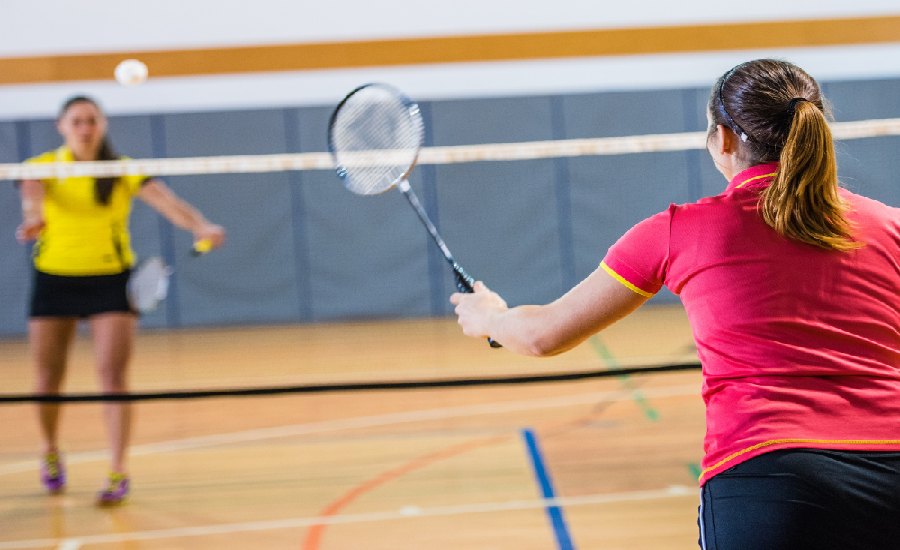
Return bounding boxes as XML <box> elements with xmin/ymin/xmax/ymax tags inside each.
<box><xmin>453</xmin><ymin>265</ymin><xmax>502</xmax><ymax>348</ymax></box>
<box><xmin>452</xmin><ymin>262</ymin><xmax>475</xmax><ymax>292</ymax></box>
<box><xmin>191</xmin><ymin>239</ymin><xmax>213</xmax><ymax>256</ymax></box>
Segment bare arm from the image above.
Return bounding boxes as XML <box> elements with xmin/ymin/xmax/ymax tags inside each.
<box><xmin>450</xmin><ymin>265</ymin><xmax>650</xmax><ymax>356</ymax></box>
<box><xmin>16</xmin><ymin>179</ymin><xmax>45</xmax><ymax>242</ymax></box>
<box><xmin>137</xmin><ymin>179</ymin><xmax>225</xmax><ymax>249</ymax></box>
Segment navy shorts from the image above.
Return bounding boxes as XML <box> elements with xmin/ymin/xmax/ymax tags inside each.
<box><xmin>699</xmin><ymin>449</ymin><xmax>900</xmax><ymax>549</ymax></box>
<box><xmin>30</xmin><ymin>268</ymin><xmax>134</xmax><ymax>318</ymax></box>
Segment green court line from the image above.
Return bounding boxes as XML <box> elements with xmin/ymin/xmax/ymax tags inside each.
<box><xmin>587</xmin><ymin>336</ymin><xmax>659</xmax><ymax>422</ymax></box>
<box><xmin>588</xmin><ymin>335</ymin><xmax>700</xmax><ymax>480</ymax></box>
<box><xmin>688</xmin><ymin>462</ymin><xmax>702</xmax><ymax>480</ymax></box>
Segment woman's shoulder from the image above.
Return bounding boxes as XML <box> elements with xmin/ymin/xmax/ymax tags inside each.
<box><xmin>840</xmin><ymin>188</ymin><xmax>900</xmax><ymax>221</ymax></box>
<box><xmin>668</xmin><ymin>192</ymin><xmax>733</xmax><ymax>218</ymax></box>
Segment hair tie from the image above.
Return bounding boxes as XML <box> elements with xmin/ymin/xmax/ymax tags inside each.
<box><xmin>787</xmin><ymin>97</ymin><xmax>808</xmax><ymax>116</ymax></box>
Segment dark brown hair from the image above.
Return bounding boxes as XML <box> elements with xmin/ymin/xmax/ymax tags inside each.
<box><xmin>59</xmin><ymin>95</ymin><xmax>119</xmax><ymax>205</ymax></box>
<box><xmin>708</xmin><ymin>59</ymin><xmax>858</xmax><ymax>251</ymax></box>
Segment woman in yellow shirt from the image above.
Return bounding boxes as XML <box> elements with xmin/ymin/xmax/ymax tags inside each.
<box><xmin>17</xmin><ymin>95</ymin><xmax>226</xmax><ymax>505</ymax></box>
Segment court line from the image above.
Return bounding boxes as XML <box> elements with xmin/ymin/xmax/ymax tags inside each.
<box><xmin>588</xmin><ymin>336</ymin><xmax>659</xmax><ymax>422</ymax></box>
<box><xmin>300</xmin><ymin>435</ymin><xmax>506</xmax><ymax>550</ymax></box>
<box><xmin>0</xmin><ymin>383</ymin><xmax>699</xmax><ymax>476</ymax></box>
<box><xmin>521</xmin><ymin>428</ymin><xmax>575</xmax><ymax>550</ymax></box>
<box><xmin>301</xmin><ymin>400</ymin><xmax>630</xmax><ymax>549</ymax></box>
<box><xmin>0</xmin><ymin>486</ymin><xmax>696</xmax><ymax>549</ymax></box>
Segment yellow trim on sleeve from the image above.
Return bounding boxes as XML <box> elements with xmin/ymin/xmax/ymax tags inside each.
<box><xmin>700</xmin><ymin>438</ymin><xmax>900</xmax><ymax>479</ymax></box>
<box><xmin>735</xmin><ymin>172</ymin><xmax>776</xmax><ymax>188</ymax></box>
<box><xmin>599</xmin><ymin>261</ymin><xmax>654</xmax><ymax>298</ymax></box>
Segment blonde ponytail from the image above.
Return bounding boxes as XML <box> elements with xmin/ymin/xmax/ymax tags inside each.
<box><xmin>760</xmin><ymin>101</ymin><xmax>859</xmax><ymax>251</ymax></box>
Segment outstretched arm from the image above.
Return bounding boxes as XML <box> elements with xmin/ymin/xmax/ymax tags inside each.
<box><xmin>16</xmin><ymin>179</ymin><xmax>45</xmax><ymax>243</ymax></box>
<box><xmin>137</xmin><ymin>179</ymin><xmax>225</xmax><ymax>249</ymax></box>
<box><xmin>450</xmin><ymin>266</ymin><xmax>649</xmax><ymax>356</ymax></box>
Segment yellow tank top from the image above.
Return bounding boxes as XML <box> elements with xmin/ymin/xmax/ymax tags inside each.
<box><xmin>26</xmin><ymin>146</ymin><xmax>148</xmax><ymax>275</ymax></box>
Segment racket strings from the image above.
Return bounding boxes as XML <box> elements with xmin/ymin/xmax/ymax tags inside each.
<box><xmin>330</xmin><ymin>88</ymin><xmax>423</xmax><ymax>195</ymax></box>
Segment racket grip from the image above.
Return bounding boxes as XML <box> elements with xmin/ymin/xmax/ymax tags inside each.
<box><xmin>453</xmin><ymin>263</ymin><xmax>475</xmax><ymax>293</ymax></box>
<box><xmin>191</xmin><ymin>239</ymin><xmax>213</xmax><ymax>256</ymax></box>
<box><xmin>453</xmin><ymin>266</ymin><xmax>502</xmax><ymax>348</ymax></box>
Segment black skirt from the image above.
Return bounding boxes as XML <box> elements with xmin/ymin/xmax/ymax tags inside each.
<box><xmin>30</xmin><ymin>268</ymin><xmax>134</xmax><ymax>318</ymax></box>
<box><xmin>699</xmin><ymin>449</ymin><xmax>900</xmax><ymax>549</ymax></box>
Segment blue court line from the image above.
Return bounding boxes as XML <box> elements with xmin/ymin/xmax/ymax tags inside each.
<box><xmin>521</xmin><ymin>428</ymin><xmax>576</xmax><ymax>550</ymax></box>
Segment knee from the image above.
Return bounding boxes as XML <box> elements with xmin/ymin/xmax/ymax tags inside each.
<box><xmin>97</xmin><ymin>364</ymin><xmax>129</xmax><ymax>392</ymax></box>
<box><xmin>35</xmin><ymin>365</ymin><xmax>66</xmax><ymax>392</ymax></box>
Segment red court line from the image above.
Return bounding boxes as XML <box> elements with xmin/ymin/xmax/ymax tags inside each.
<box><xmin>300</xmin><ymin>435</ymin><xmax>507</xmax><ymax>550</ymax></box>
<box><xmin>301</xmin><ymin>396</ymin><xmax>637</xmax><ymax>549</ymax></box>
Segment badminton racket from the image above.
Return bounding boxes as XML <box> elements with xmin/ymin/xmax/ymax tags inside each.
<box><xmin>127</xmin><ymin>256</ymin><xmax>171</xmax><ymax>313</ymax></box>
<box><xmin>328</xmin><ymin>83</ymin><xmax>501</xmax><ymax>347</ymax></box>
<box><xmin>129</xmin><ymin>240</ymin><xmax>213</xmax><ymax>313</ymax></box>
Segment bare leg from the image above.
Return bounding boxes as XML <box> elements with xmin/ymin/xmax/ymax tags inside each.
<box><xmin>30</xmin><ymin>317</ymin><xmax>77</xmax><ymax>454</ymax></box>
<box><xmin>90</xmin><ymin>312</ymin><xmax>136</xmax><ymax>475</ymax></box>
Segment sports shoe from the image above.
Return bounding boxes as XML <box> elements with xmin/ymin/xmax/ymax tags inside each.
<box><xmin>41</xmin><ymin>451</ymin><xmax>66</xmax><ymax>494</ymax></box>
<box><xmin>96</xmin><ymin>472</ymin><xmax>129</xmax><ymax>506</ymax></box>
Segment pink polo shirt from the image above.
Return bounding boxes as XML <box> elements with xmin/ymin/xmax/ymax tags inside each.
<box><xmin>602</xmin><ymin>163</ymin><xmax>900</xmax><ymax>484</ymax></box>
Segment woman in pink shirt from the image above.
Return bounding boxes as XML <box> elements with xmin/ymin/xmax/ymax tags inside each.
<box><xmin>452</xmin><ymin>59</ymin><xmax>900</xmax><ymax>549</ymax></box>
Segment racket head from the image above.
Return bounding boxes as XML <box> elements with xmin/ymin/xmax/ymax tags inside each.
<box><xmin>328</xmin><ymin>83</ymin><xmax>425</xmax><ymax>195</ymax></box>
<box><xmin>127</xmin><ymin>256</ymin><xmax>171</xmax><ymax>313</ymax></box>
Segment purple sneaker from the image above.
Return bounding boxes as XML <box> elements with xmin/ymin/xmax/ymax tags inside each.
<box><xmin>96</xmin><ymin>472</ymin><xmax>129</xmax><ymax>506</ymax></box>
<box><xmin>41</xmin><ymin>451</ymin><xmax>66</xmax><ymax>494</ymax></box>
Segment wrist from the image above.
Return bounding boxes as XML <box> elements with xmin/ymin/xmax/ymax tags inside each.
<box><xmin>192</xmin><ymin>218</ymin><xmax>211</xmax><ymax>234</ymax></box>
<box><xmin>21</xmin><ymin>200</ymin><xmax>41</xmax><ymax>222</ymax></box>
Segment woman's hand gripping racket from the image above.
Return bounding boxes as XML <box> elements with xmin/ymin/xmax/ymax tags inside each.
<box><xmin>328</xmin><ymin>83</ymin><xmax>501</xmax><ymax>348</ymax></box>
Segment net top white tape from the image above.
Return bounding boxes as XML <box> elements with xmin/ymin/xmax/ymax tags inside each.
<box><xmin>1</xmin><ymin>117</ymin><xmax>899</xmax><ymax>181</ymax></box>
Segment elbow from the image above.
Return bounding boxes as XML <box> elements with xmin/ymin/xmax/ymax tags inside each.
<box><xmin>517</xmin><ymin>331</ymin><xmax>569</xmax><ymax>358</ymax></box>
<box><xmin>496</xmin><ymin>305</ymin><xmax>577</xmax><ymax>357</ymax></box>
<box><xmin>531</xmin><ymin>342</ymin><xmax>568</xmax><ymax>358</ymax></box>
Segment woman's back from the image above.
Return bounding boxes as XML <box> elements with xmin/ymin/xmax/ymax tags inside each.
<box><xmin>672</xmin><ymin>170</ymin><xmax>899</xmax><ymax>379</ymax></box>
<box><xmin>659</xmin><ymin>165</ymin><xmax>900</xmax><ymax>482</ymax></box>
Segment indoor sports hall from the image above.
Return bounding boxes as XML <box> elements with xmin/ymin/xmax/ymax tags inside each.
<box><xmin>0</xmin><ymin>2</ymin><xmax>898</xmax><ymax>549</ymax></box>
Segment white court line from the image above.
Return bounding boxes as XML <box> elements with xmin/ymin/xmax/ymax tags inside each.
<box><xmin>0</xmin><ymin>486</ymin><xmax>697</xmax><ymax>549</ymax></box>
<box><xmin>55</xmin><ymin>540</ymin><xmax>81</xmax><ymax>550</ymax></box>
<box><xmin>0</xmin><ymin>384</ymin><xmax>699</xmax><ymax>476</ymax></box>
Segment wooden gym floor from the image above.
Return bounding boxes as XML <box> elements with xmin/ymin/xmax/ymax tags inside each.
<box><xmin>0</xmin><ymin>304</ymin><xmax>704</xmax><ymax>549</ymax></box>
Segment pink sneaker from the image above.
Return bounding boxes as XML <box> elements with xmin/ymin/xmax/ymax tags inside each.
<box><xmin>41</xmin><ymin>451</ymin><xmax>66</xmax><ymax>494</ymax></box>
<box><xmin>96</xmin><ymin>472</ymin><xmax>129</xmax><ymax>506</ymax></box>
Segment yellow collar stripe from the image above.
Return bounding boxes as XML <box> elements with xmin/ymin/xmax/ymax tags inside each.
<box><xmin>735</xmin><ymin>172</ymin><xmax>776</xmax><ymax>189</ymax></box>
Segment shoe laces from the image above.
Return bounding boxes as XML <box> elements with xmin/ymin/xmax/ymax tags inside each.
<box><xmin>104</xmin><ymin>472</ymin><xmax>127</xmax><ymax>489</ymax></box>
<box><xmin>44</xmin><ymin>452</ymin><xmax>61</xmax><ymax>478</ymax></box>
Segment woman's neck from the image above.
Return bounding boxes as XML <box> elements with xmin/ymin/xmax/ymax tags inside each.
<box><xmin>68</xmin><ymin>145</ymin><xmax>99</xmax><ymax>161</ymax></box>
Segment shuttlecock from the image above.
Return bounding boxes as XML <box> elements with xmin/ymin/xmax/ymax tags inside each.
<box><xmin>114</xmin><ymin>59</ymin><xmax>148</xmax><ymax>86</ymax></box>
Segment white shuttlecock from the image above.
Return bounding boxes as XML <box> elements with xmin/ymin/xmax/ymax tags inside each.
<box><xmin>114</xmin><ymin>59</ymin><xmax>148</xmax><ymax>86</ymax></box>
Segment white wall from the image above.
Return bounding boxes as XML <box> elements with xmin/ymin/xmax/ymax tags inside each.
<box><xmin>1</xmin><ymin>1</ymin><xmax>899</xmax><ymax>118</ymax></box>
<box><xmin>3</xmin><ymin>0</ymin><xmax>899</xmax><ymax>55</ymax></box>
